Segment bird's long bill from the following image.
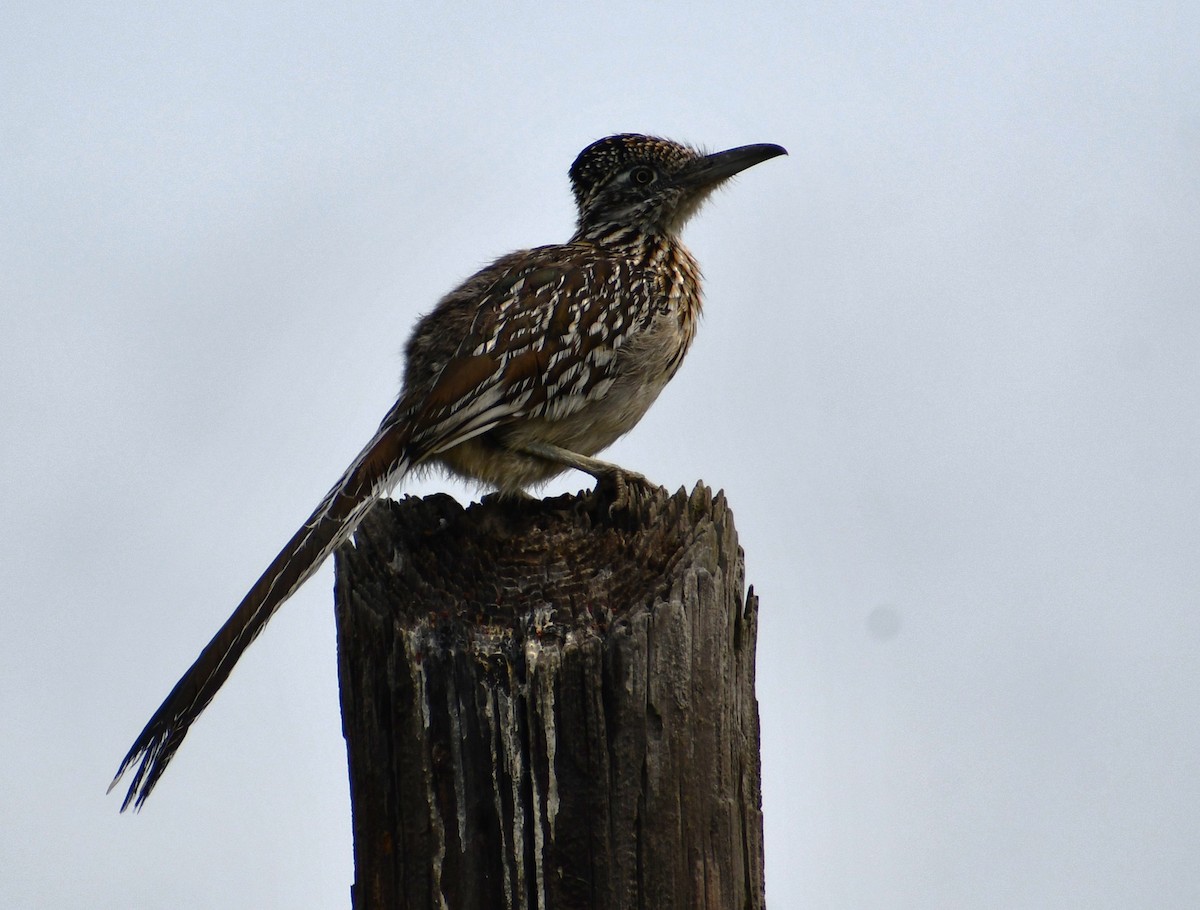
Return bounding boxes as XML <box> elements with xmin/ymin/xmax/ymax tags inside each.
<box><xmin>679</xmin><ymin>143</ymin><xmax>788</xmax><ymax>189</ymax></box>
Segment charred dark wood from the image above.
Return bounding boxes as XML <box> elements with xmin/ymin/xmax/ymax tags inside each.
<box><xmin>334</xmin><ymin>483</ymin><xmax>764</xmax><ymax>909</ymax></box>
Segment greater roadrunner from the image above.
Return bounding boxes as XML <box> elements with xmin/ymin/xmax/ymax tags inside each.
<box><xmin>110</xmin><ymin>133</ymin><xmax>786</xmax><ymax>810</ymax></box>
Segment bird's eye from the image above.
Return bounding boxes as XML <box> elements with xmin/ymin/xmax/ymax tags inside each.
<box><xmin>630</xmin><ymin>166</ymin><xmax>655</xmax><ymax>185</ymax></box>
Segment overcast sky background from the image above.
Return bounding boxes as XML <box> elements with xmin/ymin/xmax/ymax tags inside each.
<box><xmin>4</xmin><ymin>3</ymin><xmax>1199</xmax><ymax>908</ymax></box>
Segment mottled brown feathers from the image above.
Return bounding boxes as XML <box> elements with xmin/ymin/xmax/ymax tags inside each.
<box><xmin>110</xmin><ymin>134</ymin><xmax>784</xmax><ymax>810</ymax></box>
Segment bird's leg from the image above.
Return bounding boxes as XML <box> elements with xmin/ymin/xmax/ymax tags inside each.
<box><xmin>512</xmin><ymin>441</ymin><xmax>657</xmax><ymax>512</ymax></box>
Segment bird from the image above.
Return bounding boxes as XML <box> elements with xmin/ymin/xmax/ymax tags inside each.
<box><xmin>110</xmin><ymin>133</ymin><xmax>786</xmax><ymax>811</ymax></box>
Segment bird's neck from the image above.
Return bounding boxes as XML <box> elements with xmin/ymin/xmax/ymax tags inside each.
<box><xmin>571</xmin><ymin>220</ymin><xmax>680</xmax><ymax>258</ymax></box>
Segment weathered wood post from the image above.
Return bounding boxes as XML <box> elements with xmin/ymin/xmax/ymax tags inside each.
<box><xmin>333</xmin><ymin>483</ymin><xmax>764</xmax><ymax>909</ymax></box>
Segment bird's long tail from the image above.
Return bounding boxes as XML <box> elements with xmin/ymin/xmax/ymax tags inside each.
<box><xmin>110</xmin><ymin>421</ymin><xmax>413</xmax><ymax>811</ymax></box>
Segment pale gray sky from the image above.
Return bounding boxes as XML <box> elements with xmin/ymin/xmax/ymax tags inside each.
<box><xmin>3</xmin><ymin>3</ymin><xmax>1199</xmax><ymax>907</ymax></box>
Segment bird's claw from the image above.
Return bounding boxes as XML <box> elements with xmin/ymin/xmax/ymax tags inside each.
<box><xmin>598</xmin><ymin>468</ymin><xmax>658</xmax><ymax>516</ymax></box>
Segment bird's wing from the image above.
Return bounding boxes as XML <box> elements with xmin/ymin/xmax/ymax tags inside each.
<box><xmin>396</xmin><ymin>246</ymin><xmax>660</xmax><ymax>460</ymax></box>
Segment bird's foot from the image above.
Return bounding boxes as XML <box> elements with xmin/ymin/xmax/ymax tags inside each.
<box><xmin>595</xmin><ymin>467</ymin><xmax>660</xmax><ymax>517</ymax></box>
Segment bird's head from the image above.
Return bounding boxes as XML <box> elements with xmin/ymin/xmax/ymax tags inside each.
<box><xmin>569</xmin><ymin>133</ymin><xmax>786</xmax><ymax>239</ymax></box>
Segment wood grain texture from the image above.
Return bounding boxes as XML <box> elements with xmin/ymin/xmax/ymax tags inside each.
<box><xmin>334</xmin><ymin>483</ymin><xmax>763</xmax><ymax>910</ymax></box>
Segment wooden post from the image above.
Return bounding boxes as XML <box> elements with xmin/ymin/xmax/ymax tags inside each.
<box><xmin>333</xmin><ymin>484</ymin><xmax>764</xmax><ymax>909</ymax></box>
